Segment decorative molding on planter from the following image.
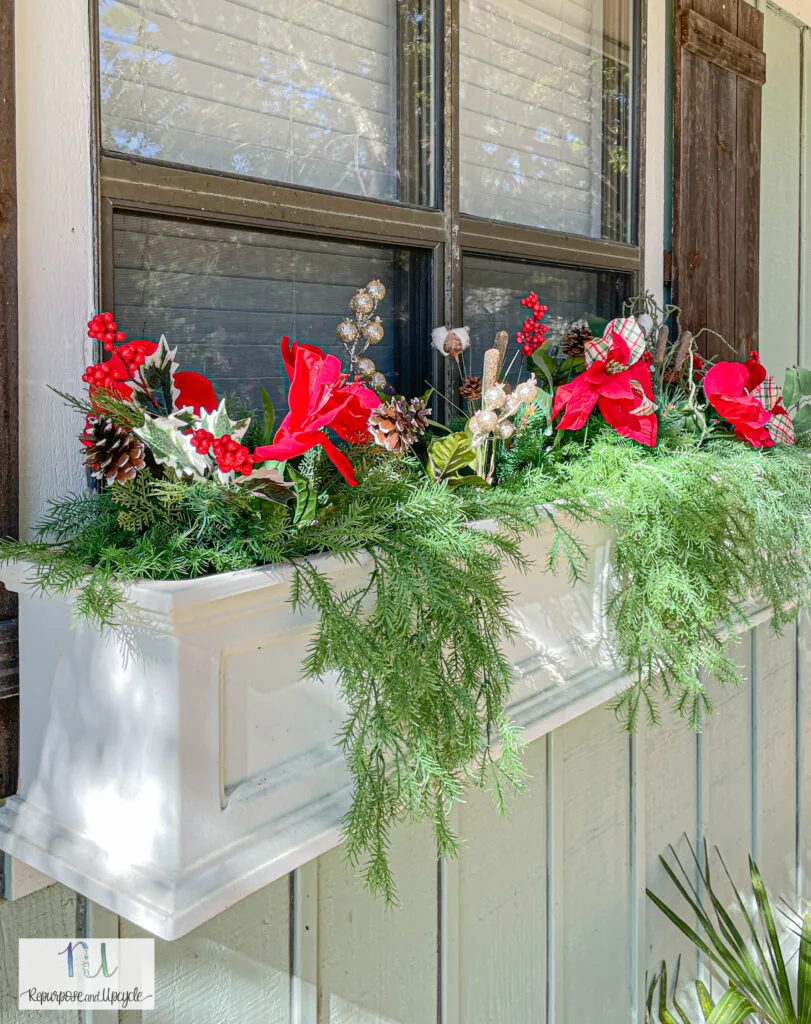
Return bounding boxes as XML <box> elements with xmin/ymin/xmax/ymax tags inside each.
<box><xmin>0</xmin><ymin>517</ymin><xmax>773</xmax><ymax>939</ymax></box>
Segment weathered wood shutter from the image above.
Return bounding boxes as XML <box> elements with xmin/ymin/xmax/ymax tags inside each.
<box><xmin>673</xmin><ymin>0</ymin><xmax>766</xmax><ymax>359</ymax></box>
<box><xmin>0</xmin><ymin>1</ymin><xmax>18</xmax><ymax>799</ymax></box>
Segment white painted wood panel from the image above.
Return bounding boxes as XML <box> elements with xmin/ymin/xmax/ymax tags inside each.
<box><xmin>315</xmin><ymin>825</ymin><xmax>437</xmax><ymax>1024</ymax></box>
<box><xmin>554</xmin><ymin>706</ymin><xmax>632</xmax><ymax>1024</ymax></box>
<box><xmin>643</xmin><ymin>715</ymin><xmax>699</xmax><ymax>979</ymax></box>
<box><xmin>759</xmin><ymin>5</ymin><xmax>802</xmax><ymax>371</ymax></box>
<box><xmin>455</xmin><ymin>738</ymin><xmax>547</xmax><ymax>1024</ymax></box>
<box><xmin>755</xmin><ymin>623</ymin><xmax>798</xmax><ymax>897</ymax></box>
<box><xmin>700</xmin><ymin>641</ymin><xmax>754</xmax><ymax>889</ymax></box>
<box><xmin>121</xmin><ymin>872</ymin><xmax>292</xmax><ymax>1024</ymax></box>
<box><xmin>119</xmin><ymin>876</ymin><xmax>291</xmax><ymax>1024</ymax></box>
<box><xmin>0</xmin><ymin>885</ymin><xmax>81</xmax><ymax>1024</ymax></box>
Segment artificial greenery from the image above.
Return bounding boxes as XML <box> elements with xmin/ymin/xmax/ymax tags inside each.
<box><xmin>646</xmin><ymin>842</ymin><xmax>811</xmax><ymax>1023</ymax></box>
<box><xmin>506</xmin><ymin>428</ymin><xmax>811</xmax><ymax>728</ymax></box>
<box><xmin>7</xmin><ymin>291</ymin><xmax>811</xmax><ymax>901</ymax></box>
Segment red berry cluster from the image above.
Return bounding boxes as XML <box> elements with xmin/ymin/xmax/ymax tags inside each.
<box><xmin>87</xmin><ymin>312</ymin><xmax>126</xmax><ymax>352</ymax></box>
<box><xmin>82</xmin><ymin>339</ymin><xmax>154</xmax><ymax>388</ymax></box>
<box><xmin>516</xmin><ymin>292</ymin><xmax>549</xmax><ymax>356</ymax></box>
<box><xmin>642</xmin><ymin>350</ymin><xmax>653</xmax><ymax>365</ymax></box>
<box><xmin>190</xmin><ymin>430</ymin><xmax>257</xmax><ymax>476</ymax></box>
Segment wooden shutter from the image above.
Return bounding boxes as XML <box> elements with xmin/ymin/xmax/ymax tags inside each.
<box><xmin>0</xmin><ymin>1</ymin><xmax>18</xmax><ymax>799</ymax></box>
<box><xmin>673</xmin><ymin>0</ymin><xmax>766</xmax><ymax>359</ymax></box>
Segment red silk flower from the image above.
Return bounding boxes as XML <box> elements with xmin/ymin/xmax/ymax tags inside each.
<box><xmin>703</xmin><ymin>353</ymin><xmax>794</xmax><ymax>448</ymax></box>
<box><xmin>253</xmin><ymin>337</ymin><xmax>380</xmax><ymax>486</ymax></box>
<box><xmin>551</xmin><ymin>318</ymin><xmax>658</xmax><ymax>447</ymax></box>
<box><xmin>84</xmin><ymin>341</ymin><xmax>217</xmax><ymax>414</ymax></box>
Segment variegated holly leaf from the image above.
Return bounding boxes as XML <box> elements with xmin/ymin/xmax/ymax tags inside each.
<box><xmin>131</xmin><ymin>336</ymin><xmax>180</xmax><ymax>417</ymax></box>
<box><xmin>135</xmin><ymin>414</ymin><xmax>208</xmax><ymax>479</ymax></box>
<box><xmin>197</xmin><ymin>399</ymin><xmax>250</xmax><ymax>441</ymax></box>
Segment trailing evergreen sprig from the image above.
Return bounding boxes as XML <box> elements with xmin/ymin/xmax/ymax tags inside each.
<box><xmin>519</xmin><ymin>428</ymin><xmax>811</xmax><ymax>728</ymax></box>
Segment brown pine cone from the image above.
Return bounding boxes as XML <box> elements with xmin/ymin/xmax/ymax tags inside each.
<box><xmin>368</xmin><ymin>397</ymin><xmax>430</xmax><ymax>454</ymax></box>
<box><xmin>83</xmin><ymin>415</ymin><xmax>146</xmax><ymax>484</ymax></box>
<box><xmin>562</xmin><ymin>322</ymin><xmax>593</xmax><ymax>358</ymax></box>
<box><xmin>460</xmin><ymin>375</ymin><xmax>482</xmax><ymax>401</ymax></box>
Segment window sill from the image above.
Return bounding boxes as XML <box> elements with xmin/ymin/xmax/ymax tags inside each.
<box><xmin>0</xmin><ymin>517</ymin><xmax>772</xmax><ymax>939</ymax></box>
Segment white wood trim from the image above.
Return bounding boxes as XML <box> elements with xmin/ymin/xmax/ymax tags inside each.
<box><xmin>15</xmin><ymin>0</ymin><xmax>95</xmax><ymax>534</ymax></box>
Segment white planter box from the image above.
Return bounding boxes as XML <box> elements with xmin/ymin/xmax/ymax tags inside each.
<box><xmin>0</xmin><ymin>516</ymin><xmax>626</xmax><ymax>939</ymax></box>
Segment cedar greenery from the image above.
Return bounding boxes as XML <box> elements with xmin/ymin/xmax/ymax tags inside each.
<box><xmin>5</xmin><ymin>432</ymin><xmax>811</xmax><ymax>897</ymax></box>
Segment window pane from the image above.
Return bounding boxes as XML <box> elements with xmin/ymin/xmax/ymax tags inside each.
<box><xmin>460</xmin><ymin>0</ymin><xmax>635</xmax><ymax>241</ymax></box>
<box><xmin>463</xmin><ymin>255</ymin><xmax>633</xmax><ymax>383</ymax></box>
<box><xmin>112</xmin><ymin>213</ymin><xmax>433</xmax><ymax>411</ymax></box>
<box><xmin>99</xmin><ymin>0</ymin><xmax>435</xmax><ymax>205</ymax></box>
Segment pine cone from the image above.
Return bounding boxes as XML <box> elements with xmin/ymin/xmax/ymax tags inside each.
<box><xmin>83</xmin><ymin>416</ymin><xmax>146</xmax><ymax>484</ymax></box>
<box><xmin>460</xmin><ymin>375</ymin><xmax>482</xmax><ymax>401</ymax></box>
<box><xmin>368</xmin><ymin>398</ymin><xmax>430</xmax><ymax>453</ymax></box>
<box><xmin>562</xmin><ymin>322</ymin><xmax>593</xmax><ymax>358</ymax></box>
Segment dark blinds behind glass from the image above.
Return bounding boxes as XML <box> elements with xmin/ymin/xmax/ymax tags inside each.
<box><xmin>112</xmin><ymin>213</ymin><xmax>432</xmax><ymax>414</ymax></box>
<box><xmin>463</xmin><ymin>254</ymin><xmax>634</xmax><ymax>383</ymax></box>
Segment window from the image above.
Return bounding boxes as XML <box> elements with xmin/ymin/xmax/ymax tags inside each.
<box><xmin>95</xmin><ymin>0</ymin><xmax>639</xmax><ymax>412</ymax></box>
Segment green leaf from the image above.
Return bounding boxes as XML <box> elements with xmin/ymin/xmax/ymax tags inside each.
<box><xmin>131</xmin><ymin>335</ymin><xmax>179</xmax><ymax>417</ymax></box>
<box><xmin>798</xmin><ymin>914</ymin><xmax>811</xmax><ymax>1022</ymax></box>
<box><xmin>797</xmin><ymin>365</ymin><xmax>811</xmax><ymax>397</ymax></box>
<box><xmin>695</xmin><ymin>980</ymin><xmax>715</xmax><ymax>1021</ymax></box>
<box><xmin>783</xmin><ymin>368</ymin><xmax>800</xmax><ymax>409</ymax></box>
<box><xmin>134</xmin><ymin>415</ymin><xmax>209</xmax><ymax>479</ymax></box>
<box><xmin>260</xmin><ymin>387</ymin><xmax>276</xmax><ymax>446</ymax></box>
<box><xmin>528</xmin><ymin>353</ymin><xmax>556</xmax><ymax>393</ymax></box>
<box><xmin>198</xmin><ymin>399</ymin><xmax>250</xmax><ymax>441</ymax></box>
<box><xmin>287</xmin><ymin>465</ymin><xmax>319</xmax><ymax>526</ymax></box>
<box><xmin>448</xmin><ymin>474</ymin><xmax>490</xmax><ymax>490</ymax></box>
<box><xmin>426</xmin><ymin>431</ymin><xmax>476</xmax><ymax>482</ymax></box>
<box><xmin>704</xmin><ymin>988</ymin><xmax>754</xmax><ymax>1024</ymax></box>
<box><xmin>793</xmin><ymin>404</ymin><xmax>811</xmax><ymax>435</ymax></box>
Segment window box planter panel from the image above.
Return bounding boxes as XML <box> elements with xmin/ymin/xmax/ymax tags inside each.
<box><xmin>0</xmin><ymin>516</ymin><xmax>622</xmax><ymax>939</ymax></box>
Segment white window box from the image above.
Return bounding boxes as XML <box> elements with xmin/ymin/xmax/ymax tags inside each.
<box><xmin>0</xmin><ymin>516</ymin><xmax>627</xmax><ymax>939</ymax></box>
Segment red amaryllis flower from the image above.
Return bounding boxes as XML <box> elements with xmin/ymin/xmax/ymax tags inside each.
<box><xmin>551</xmin><ymin>317</ymin><xmax>658</xmax><ymax>447</ymax></box>
<box><xmin>253</xmin><ymin>338</ymin><xmax>380</xmax><ymax>486</ymax></box>
<box><xmin>83</xmin><ymin>341</ymin><xmax>217</xmax><ymax>413</ymax></box>
<box><xmin>703</xmin><ymin>353</ymin><xmax>794</xmax><ymax>447</ymax></box>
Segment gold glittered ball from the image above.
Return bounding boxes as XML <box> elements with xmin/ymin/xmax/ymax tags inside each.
<box><xmin>357</xmin><ymin>357</ymin><xmax>376</xmax><ymax>376</ymax></box>
<box><xmin>366</xmin><ymin>279</ymin><xmax>386</xmax><ymax>304</ymax></box>
<box><xmin>370</xmin><ymin>372</ymin><xmax>387</xmax><ymax>390</ymax></box>
<box><xmin>349</xmin><ymin>290</ymin><xmax>375</xmax><ymax>318</ymax></box>
<box><xmin>337</xmin><ymin>318</ymin><xmax>359</xmax><ymax>345</ymax></box>
<box><xmin>361</xmin><ymin>317</ymin><xmax>385</xmax><ymax>345</ymax></box>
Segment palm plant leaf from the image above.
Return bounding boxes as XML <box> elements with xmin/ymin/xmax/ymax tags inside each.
<box><xmin>797</xmin><ymin>914</ymin><xmax>811</xmax><ymax>1023</ymax></box>
<box><xmin>704</xmin><ymin>988</ymin><xmax>757</xmax><ymax>1024</ymax></box>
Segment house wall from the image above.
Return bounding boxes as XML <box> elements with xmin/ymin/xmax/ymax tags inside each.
<box><xmin>2</xmin><ymin>1</ymin><xmax>810</xmax><ymax>1023</ymax></box>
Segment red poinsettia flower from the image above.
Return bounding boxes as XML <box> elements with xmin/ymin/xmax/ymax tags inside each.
<box><xmin>253</xmin><ymin>337</ymin><xmax>380</xmax><ymax>486</ymax></box>
<box><xmin>551</xmin><ymin>318</ymin><xmax>658</xmax><ymax>447</ymax></box>
<box><xmin>83</xmin><ymin>341</ymin><xmax>217</xmax><ymax>413</ymax></box>
<box><xmin>703</xmin><ymin>353</ymin><xmax>794</xmax><ymax>447</ymax></box>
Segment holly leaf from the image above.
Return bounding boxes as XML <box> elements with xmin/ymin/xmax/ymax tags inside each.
<box><xmin>135</xmin><ymin>415</ymin><xmax>208</xmax><ymax>479</ymax></box>
<box><xmin>260</xmin><ymin>387</ymin><xmax>276</xmax><ymax>445</ymax></box>
<box><xmin>426</xmin><ymin>431</ymin><xmax>476</xmax><ymax>483</ymax></box>
<box><xmin>198</xmin><ymin>399</ymin><xmax>250</xmax><ymax>441</ymax></box>
<box><xmin>131</xmin><ymin>336</ymin><xmax>179</xmax><ymax>417</ymax></box>
<box><xmin>783</xmin><ymin>369</ymin><xmax>800</xmax><ymax>409</ymax></box>
<box><xmin>793</xmin><ymin>404</ymin><xmax>811</xmax><ymax>435</ymax></box>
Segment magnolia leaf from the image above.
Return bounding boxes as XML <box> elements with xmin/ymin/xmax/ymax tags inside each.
<box><xmin>426</xmin><ymin>431</ymin><xmax>476</xmax><ymax>482</ymax></box>
<box><xmin>131</xmin><ymin>336</ymin><xmax>180</xmax><ymax>417</ymax></box>
<box><xmin>783</xmin><ymin>368</ymin><xmax>800</xmax><ymax>409</ymax></box>
<box><xmin>533</xmin><ymin>389</ymin><xmax>553</xmax><ymax>420</ymax></box>
<box><xmin>260</xmin><ymin>387</ymin><xmax>276</xmax><ymax>445</ymax></box>
<box><xmin>198</xmin><ymin>398</ymin><xmax>250</xmax><ymax>441</ymax></box>
<box><xmin>135</xmin><ymin>414</ymin><xmax>208</xmax><ymax>479</ymax></box>
<box><xmin>798</xmin><ymin>365</ymin><xmax>811</xmax><ymax>397</ymax></box>
<box><xmin>448</xmin><ymin>474</ymin><xmax>490</xmax><ymax>490</ymax></box>
<box><xmin>793</xmin><ymin>404</ymin><xmax>811</xmax><ymax>435</ymax></box>
<box><xmin>528</xmin><ymin>353</ymin><xmax>556</xmax><ymax>393</ymax></box>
